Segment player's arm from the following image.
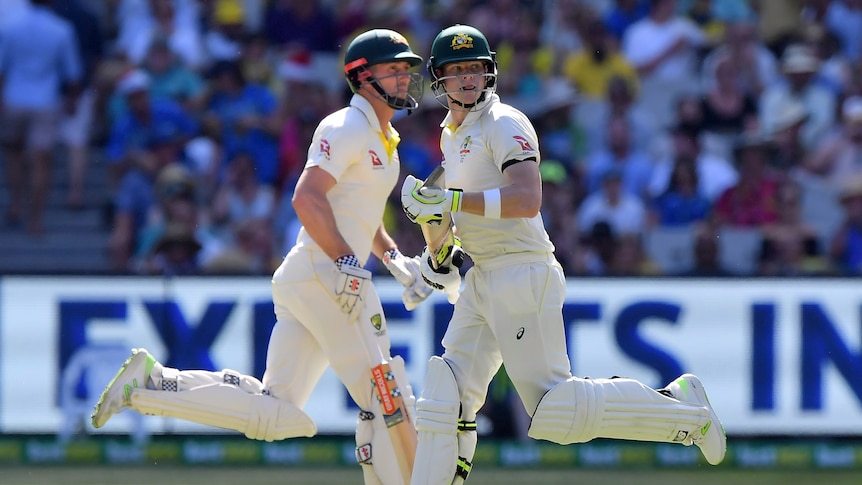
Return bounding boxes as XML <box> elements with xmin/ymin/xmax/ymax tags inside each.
<box><xmin>371</xmin><ymin>223</ymin><xmax>397</xmax><ymax>260</ymax></box>
<box><xmin>463</xmin><ymin>158</ymin><xmax>542</xmax><ymax>218</ymax></box>
<box><xmin>292</xmin><ymin>166</ymin><xmax>354</xmax><ymax>261</ymax></box>
<box><xmin>401</xmin><ymin>158</ymin><xmax>541</xmax><ymax>223</ymax></box>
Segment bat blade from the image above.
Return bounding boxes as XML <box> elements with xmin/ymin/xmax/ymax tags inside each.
<box><xmin>370</xmin><ymin>362</ymin><xmax>416</xmax><ymax>483</ymax></box>
<box><xmin>355</xmin><ymin>286</ymin><xmax>417</xmax><ymax>484</ymax></box>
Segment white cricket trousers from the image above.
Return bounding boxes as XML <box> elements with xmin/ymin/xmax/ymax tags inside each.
<box><xmin>441</xmin><ymin>253</ymin><xmax>571</xmax><ymax>421</ymax></box>
<box><xmin>268</xmin><ymin>245</ymin><xmax>390</xmax><ymax>413</ymax></box>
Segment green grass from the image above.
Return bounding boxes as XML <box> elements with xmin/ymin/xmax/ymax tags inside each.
<box><xmin>1</xmin><ymin>466</ymin><xmax>860</xmax><ymax>485</ymax></box>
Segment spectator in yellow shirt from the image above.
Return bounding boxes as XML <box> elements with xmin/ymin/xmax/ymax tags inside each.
<box><xmin>562</xmin><ymin>19</ymin><xmax>639</xmax><ymax>100</ymax></box>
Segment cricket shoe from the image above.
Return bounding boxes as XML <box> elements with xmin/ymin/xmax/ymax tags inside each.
<box><xmin>91</xmin><ymin>348</ymin><xmax>158</xmax><ymax>428</ymax></box>
<box><xmin>664</xmin><ymin>373</ymin><xmax>726</xmax><ymax>465</ymax></box>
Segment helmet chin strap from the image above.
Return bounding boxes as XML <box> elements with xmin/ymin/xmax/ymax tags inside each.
<box><xmin>447</xmin><ymin>91</ymin><xmax>487</xmax><ymax>110</ymax></box>
<box><xmin>368</xmin><ymin>78</ymin><xmax>416</xmax><ymax>110</ymax></box>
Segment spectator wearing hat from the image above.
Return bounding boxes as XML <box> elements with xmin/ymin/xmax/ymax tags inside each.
<box><xmin>830</xmin><ymin>175</ymin><xmax>862</xmax><ymax>274</ymax></box>
<box><xmin>133</xmin><ymin>163</ymin><xmax>221</xmax><ymax>270</ymax></box>
<box><xmin>760</xmin><ymin>44</ymin><xmax>836</xmax><ymax>151</ymax></box>
<box><xmin>0</xmin><ymin>0</ymin><xmax>83</xmax><ymax>234</ymax></box>
<box><xmin>105</xmin><ymin>69</ymin><xmax>198</xmax><ymax>188</ymax></box>
<box><xmin>140</xmin><ymin>223</ymin><xmax>203</xmax><ymax>276</ymax></box>
<box><xmin>768</xmin><ymin>93</ymin><xmax>809</xmax><ymax>174</ymax></box>
<box><xmin>107</xmin><ymin>128</ymin><xmax>193</xmax><ymax>272</ymax></box>
<box><xmin>805</xmin><ymin>96</ymin><xmax>862</xmax><ymax>188</ymax></box>
<box><xmin>107</xmin><ymin>37</ymin><xmax>207</xmax><ymax>121</ymax></box>
<box><xmin>714</xmin><ymin>133</ymin><xmax>781</xmax><ymax>227</ymax></box>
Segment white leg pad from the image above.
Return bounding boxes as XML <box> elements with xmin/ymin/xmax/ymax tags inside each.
<box><xmin>355</xmin><ymin>409</ymin><xmax>407</xmax><ymax>485</ymax></box>
<box><xmin>528</xmin><ymin>377</ymin><xmax>709</xmax><ymax>445</ymax></box>
<box><xmin>410</xmin><ymin>356</ymin><xmax>460</xmax><ymax>485</ymax></box>
<box><xmin>130</xmin><ymin>382</ymin><xmax>316</xmax><ymax>441</ymax></box>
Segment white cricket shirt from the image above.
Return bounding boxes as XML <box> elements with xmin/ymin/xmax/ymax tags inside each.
<box><xmin>295</xmin><ymin>94</ymin><xmax>401</xmax><ymax>264</ymax></box>
<box><xmin>439</xmin><ymin>94</ymin><xmax>555</xmax><ymax>268</ymax></box>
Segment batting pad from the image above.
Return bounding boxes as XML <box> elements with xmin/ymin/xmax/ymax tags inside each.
<box><xmin>411</xmin><ymin>356</ymin><xmax>460</xmax><ymax>485</ymax></box>
<box><xmin>528</xmin><ymin>377</ymin><xmax>709</xmax><ymax>445</ymax></box>
<box><xmin>130</xmin><ymin>383</ymin><xmax>316</xmax><ymax>441</ymax></box>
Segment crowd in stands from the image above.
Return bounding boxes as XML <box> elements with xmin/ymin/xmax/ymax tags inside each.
<box><xmin>3</xmin><ymin>0</ymin><xmax>862</xmax><ymax>277</ymax></box>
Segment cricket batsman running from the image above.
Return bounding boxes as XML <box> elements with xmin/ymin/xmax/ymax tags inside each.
<box><xmin>400</xmin><ymin>24</ymin><xmax>727</xmax><ymax>485</ymax></box>
<box><xmin>92</xmin><ymin>28</ymin><xmax>431</xmax><ymax>485</ymax></box>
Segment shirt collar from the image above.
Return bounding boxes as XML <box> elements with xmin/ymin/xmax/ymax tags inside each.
<box><xmin>350</xmin><ymin>94</ymin><xmax>383</xmax><ymax>132</ymax></box>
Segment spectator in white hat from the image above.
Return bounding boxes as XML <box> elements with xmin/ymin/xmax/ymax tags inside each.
<box><xmin>759</xmin><ymin>44</ymin><xmax>836</xmax><ymax>151</ymax></box>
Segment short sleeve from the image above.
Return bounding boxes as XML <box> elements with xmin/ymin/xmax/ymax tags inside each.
<box><xmin>485</xmin><ymin>110</ymin><xmax>540</xmax><ymax>172</ymax></box>
<box><xmin>306</xmin><ymin>116</ymin><xmax>367</xmax><ymax>181</ymax></box>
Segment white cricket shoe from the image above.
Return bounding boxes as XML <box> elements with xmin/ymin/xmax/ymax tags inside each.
<box><xmin>91</xmin><ymin>348</ymin><xmax>158</xmax><ymax>428</ymax></box>
<box><xmin>665</xmin><ymin>373</ymin><xmax>726</xmax><ymax>465</ymax></box>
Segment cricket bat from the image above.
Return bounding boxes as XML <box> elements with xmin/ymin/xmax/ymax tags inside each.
<box><xmin>419</xmin><ymin>166</ymin><xmax>464</xmax><ymax>270</ymax></box>
<box><xmin>354</xmin><ymin>285</ymin><xmax>417</xmax><ymax>484</ymax></box>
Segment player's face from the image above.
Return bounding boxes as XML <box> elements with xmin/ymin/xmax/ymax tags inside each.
<box><xmin>369</xmin><ymin>61</ymin><xmax>414</xmax><ymax>100</ymax></box>
<box><xmin>439</xmin><ymin>60</ymin><xmax>489</xmax><ymax>106</ymax></box>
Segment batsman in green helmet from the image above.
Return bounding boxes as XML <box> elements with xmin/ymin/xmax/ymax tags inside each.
<box><xmin>403</xmin><ymin>24</ymin><xmax>727</xmax><ymax>485</ymax></box>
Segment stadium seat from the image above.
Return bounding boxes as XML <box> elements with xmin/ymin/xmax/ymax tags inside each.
<box><xmin>643</xmin><ymin>225</ymin><xmax>696</xmax><ymax>274</ymax></box>
<box><xmin>717</xmin><ymin>228</ymin><xmax>763</xmax><ymax>276</ymax></box>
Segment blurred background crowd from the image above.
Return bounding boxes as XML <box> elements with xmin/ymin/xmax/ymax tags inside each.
<box><xmin>2</xmin><ymin>0</ymin><xmax>862</xmax><ymax>278</ymax></box>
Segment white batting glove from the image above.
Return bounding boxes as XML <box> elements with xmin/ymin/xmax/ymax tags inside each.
<box><xmin>401</xmin><ymin>175</ymin><xmax>463</xmax><ymax>225</ymax></box>
<box><xmin>419</xmin><ymin>246</ymin><xmax>463</xmax><ymax>304</ymax></box>
<box><xmin>382</xmin><ymin>249</ymin><xmax>432</xmax><ymax>311</ymax></box>
<box><xmin>334</xmin><ymin>255</ymin><xmax>371</xmax><ymax>320</ymax></box>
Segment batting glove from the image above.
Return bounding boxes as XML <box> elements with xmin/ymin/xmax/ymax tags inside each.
<box><xmin>401</xmin><ymin>174</ymin><xmax>463</xmax><ymax>225</ymax></box>
<box><xmin>382</xmin><ymin>249</ymin><xmax>433</xmax><ymax>311</ymax></box>
<box><xmin>419</xmin><ymin>245</ymin><xmax>463</xmax><ymax>304</ymax></box>
<box><xmin>334</xmin><ymin>254</ymin><xmax>372</xmax><ymax>320</ymax></box>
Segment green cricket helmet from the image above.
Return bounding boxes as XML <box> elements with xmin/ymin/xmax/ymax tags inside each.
<box><xmin>343</xmin><ymin>29</ymin><xmax>424</xmax><ymax>110</ymax></box>
<box><xmin>427</xmin><ymin>24</ymin><xmax>497</xmax><ymax>110</ymax></box>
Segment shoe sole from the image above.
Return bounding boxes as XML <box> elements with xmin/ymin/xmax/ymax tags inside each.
<box><xmin>678</xmin><ymin>374</ymin><xmax>726</xmax><ymax>465</ymax></box>
<box><xmin>90</xmin><ymin>348</ymin><xmax>149</xmax><ymax>428</ymax></box>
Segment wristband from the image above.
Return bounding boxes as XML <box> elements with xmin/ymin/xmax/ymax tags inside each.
<box><xmin>483</xmin><ymin>188</ymin><xmax>501</xmax><ymax>219</ymax></box>
<box><xmin>382</xmin><ymin>249</ymin><xmax>399</xmax><ymax>264</ymax></box>
<box><xmin>335</xmin><ymin>254</ymin><xmax>360</xmax><ymax>270</ymax></box>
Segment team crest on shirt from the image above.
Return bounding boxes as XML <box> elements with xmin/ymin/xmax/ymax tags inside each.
<box><xmin>459</xmin><ymin>136</ymin><xmax>472</xmax><ymax>162</ymax></box>
<box><xmin>320</xmin><ymin>139</ymin><xmax>331</xmax><ymax>159</ymax></box>
<box><xmin>369</xmin><ymin>149</ymin><xmax>383</xmax><ymax>168</ymax></box>
<box><xmin>371</xmin><ymin>313</ymin><xmax>385</xmax><ymax>336</ymax></box>
<box><xmin>451</xmin><ymin>33</ymin><xmax>473</xmax><ymax>50</ymax></box>
<box><xmin>512</xmin><ymin>135</ymin><xmax>536</xmax><ymax>153</ymax></box>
